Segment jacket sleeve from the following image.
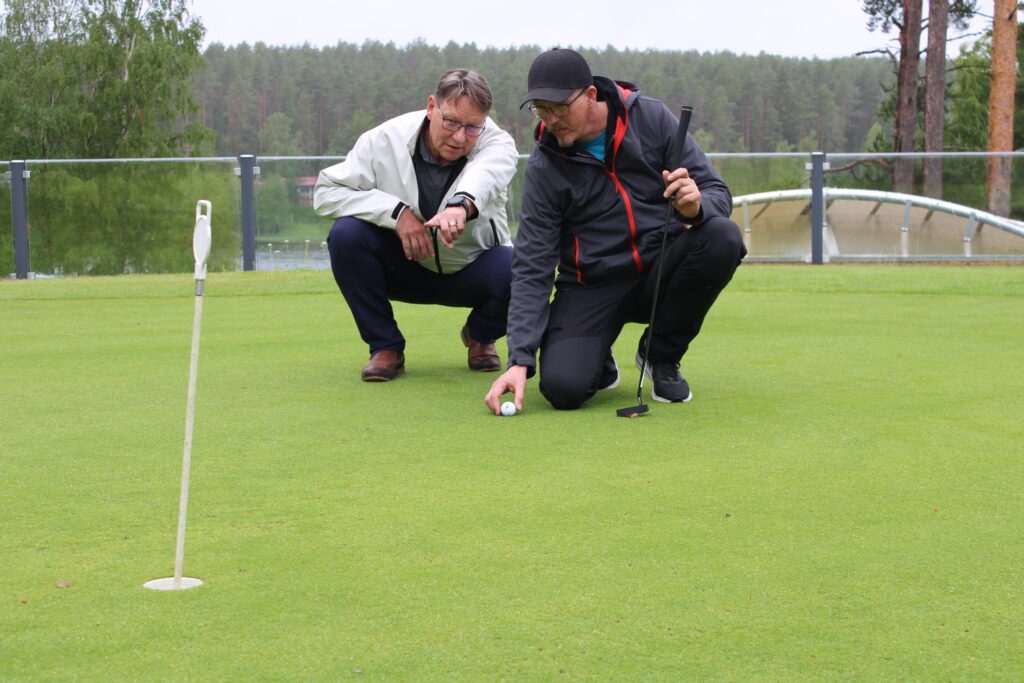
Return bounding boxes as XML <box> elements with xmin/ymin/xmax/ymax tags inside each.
<box><xmin>506</xmin><ymin>156</ymin><xmax>562</xmax><ymax>375</ymax></box>
<box><xmin>657</xmin><ymin>101</ymin><xmax>733</xmax><ymax>223</ymax></box>
<box><xmin>452</xmin><ymin>120</ymin><xmax>518</xmax><ymax>216</ymax></box>
<box><xmin>312</xmin><ymin>128</ymin><xmax>409</xmax><ymax>229</ymax></box>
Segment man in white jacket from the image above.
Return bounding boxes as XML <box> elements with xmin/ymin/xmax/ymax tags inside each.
<box><xmin>314</xmin><ymin>69</ymin><xmax>519</xmax><ymax>381</ymax></box>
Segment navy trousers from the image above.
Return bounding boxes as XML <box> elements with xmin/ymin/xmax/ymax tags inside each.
<box><xmin>539</xmin><ymin>216</ymin><xmax>747</xmax><ymax>410</ymax></box>
<box><xmin>327</xmin><ymin>217</ymin><xmax>513</xmax><ymax>356</ymax></box>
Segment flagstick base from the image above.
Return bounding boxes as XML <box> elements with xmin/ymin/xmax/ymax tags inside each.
<box><xmin>144</xmin><ymin>577</ymin><xmax>203</xmax><ymax>591</ymax></box>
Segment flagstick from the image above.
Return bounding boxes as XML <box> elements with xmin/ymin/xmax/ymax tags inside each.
<box><xmin>145</xmin><ymin>200</ymin><xmax>211</xmax><ymax>591</ymax></box>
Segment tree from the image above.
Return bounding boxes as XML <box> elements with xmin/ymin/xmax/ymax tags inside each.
<box><xmin>0</xmin><ymin>0</ymin><xmax>210</xmax><ymax>158</ymax></box>
<box><xmin>863</xmin><ymin>0</ymin><xmax>923</xmax><ymax>191</ymax></box>
<box><xmin>259</xmin><ymin>112</ymin><xmax>301</xmax><ymax>156</ymax></box>
<box><xmin>895</xmin><ymin>0</ymin><xmax>924</xmax><ymax>192</ymax></box>
<box><xmin>924</xmin><ymin>0</ymin><xmax>951</xmax><ymax>197</ymax></box>
<box><xmin>863</xmin><ymin>0</ymin><xmax>978</xmax><ymax>193</ymax></box>
<box><xmin>986</xmin><ymin>0</ymin><xmax>1019</xmax><ymax>216</ymax></box>
<box><xmin>924</xmin><ymin>0</ymin><xmax>979</xmax><ymax>198</ymax></box>
<box><xmin>0</xmin><ymin>0</ymin><xmax>225</xmax><ymax>276</ymax></box>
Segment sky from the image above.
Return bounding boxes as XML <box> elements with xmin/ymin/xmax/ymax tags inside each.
<box><xmin>187</xmin><ymin>0</ymin><xmax>1000</xmax><ymax>60</ymax></box>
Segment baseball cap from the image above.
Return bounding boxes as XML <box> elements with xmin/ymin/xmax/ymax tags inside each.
<box><xmin>519</xmin><ymin>48</ymin><xmax>593</xmax><ymax>108</ymax></box>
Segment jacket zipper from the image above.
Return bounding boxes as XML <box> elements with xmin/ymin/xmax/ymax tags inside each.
<box><xmin>489</xmin><ymin>219</ymin><xmax>498</xmax><ymax>245</ymax></box>
<box><xmin>605</xmin><ymin>169</ymin><xmax>644</xmax><ymax>273</ymax></box>
<box><xmin>430</xmin><ymin>228</ymin><xmax>443</xmax><ymax>274</ymax></box>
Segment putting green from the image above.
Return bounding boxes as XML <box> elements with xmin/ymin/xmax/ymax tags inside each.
<box><xmin>2</xmin><ymin>266</ymin><xmax>1022</xmax><ymax>679</ymax></box>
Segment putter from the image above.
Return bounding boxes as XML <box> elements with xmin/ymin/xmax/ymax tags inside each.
<box><xmin>617</xmin><ymin>105</ymin><xmax>693</xmax><ymax>418</ymax></box>
<box><xmin>145</xmin><ymin>200</ymin><xmax>211</xmax><ymax>590</ymax></box>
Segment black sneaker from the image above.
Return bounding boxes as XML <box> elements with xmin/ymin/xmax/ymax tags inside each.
<box><xmin>597</xmin><ymin>352</ymin><xmax>619</xmax><ymax>390</ymax></box>
<box><xmin>635</xmin><ymin>349</ymin><xmax>692</xmax><ymax>403</ymax></box>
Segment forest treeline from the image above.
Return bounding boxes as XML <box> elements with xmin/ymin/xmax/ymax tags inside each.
<box><xmin>193</xmin><ymin>42</ymin><xmax>894</xmax><ymax>157</ymax></box>
<box><xmin>2</xmin><ymin>1</ymin><xmax>1019</xmax><ymax>275</ymax></box>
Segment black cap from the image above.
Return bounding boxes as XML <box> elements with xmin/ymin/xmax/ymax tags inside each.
<box><xmin>519</xmin><ymin>48</ymin><xmax>593</xmax><ymax>108</ymax></box>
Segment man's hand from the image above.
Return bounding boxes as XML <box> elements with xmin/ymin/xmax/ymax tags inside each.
<box><xmin>662</xmin><ymin>168</ymin><xmax>701</xmax><ymax>219</ymax></box>
<box><xmin>396</xmin><ymin>209</ymin><xmax>434</xmax><ymax>261</ymax></box>
<box><xmin>484</xmin><ymin>365</ymin><xmax>528</xmax><ymax>415</ymax></box>
<box><xmin>424</xmin><ymin>204</ymin><xmax>471</xmax><ymax>248</ymax></box>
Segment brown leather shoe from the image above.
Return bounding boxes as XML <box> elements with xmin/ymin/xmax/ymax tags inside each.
<box><xmin>361</xmin><ymin>350</ymin><xmax>405</xmax><ymax>382</ymax></box>
<box><xmin>460</xmin><ymin>325</ymin><xmax>501</xmax><ymax>372</ymax></box>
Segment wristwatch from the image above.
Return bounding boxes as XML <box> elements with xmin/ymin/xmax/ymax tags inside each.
<box><xmin>446</xmin><ymin>196</ymin><xmax>472</xmax><ymax>215</ymax></box>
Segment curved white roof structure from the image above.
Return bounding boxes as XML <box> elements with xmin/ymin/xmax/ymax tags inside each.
<box><xmin>731</xmin><ymin>187</ymin><xmax>1024</xmax><ymax>262</ymax></box>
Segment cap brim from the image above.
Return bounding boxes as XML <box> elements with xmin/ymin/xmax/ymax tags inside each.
<box><xmin>519</xmin><ymin>87</ymin><xmax>579</xmax><ymax>109</ymax></box>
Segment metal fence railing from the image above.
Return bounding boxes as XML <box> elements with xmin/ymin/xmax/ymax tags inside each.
<box><xmin>5</xmin><ymin>152</ymin><xmax>1023</xmax><ymax>278</ymax></box>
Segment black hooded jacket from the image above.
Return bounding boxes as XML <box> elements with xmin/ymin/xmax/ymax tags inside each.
<box><xmin>507</xmin><ymin>76</ymin><xmax>733</xmax><ymax>371</ymax></box>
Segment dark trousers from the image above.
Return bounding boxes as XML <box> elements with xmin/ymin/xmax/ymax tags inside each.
<box><xmin>327</xmin><ymin>217</ymin><xmax>512</xmax><ymax>356</ymax></box>
<box><xmin>539</xmin><ymin>216</ymin><xmax>747</xmax><ymax>410</ymax></box>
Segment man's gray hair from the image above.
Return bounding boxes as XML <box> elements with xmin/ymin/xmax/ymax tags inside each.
<box><xmin>435</xmin><ymin>69</ymin><xmax>493</xmax><ymax>112</ymax></box>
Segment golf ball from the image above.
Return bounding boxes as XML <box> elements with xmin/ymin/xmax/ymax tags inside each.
<box><xmin>500</xmin><ymin>401</ymin><xmax>517</xmax><ymax>417</ymax></box>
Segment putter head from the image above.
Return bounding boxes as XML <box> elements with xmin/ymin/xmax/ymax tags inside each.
<box><xmin>616</xmin><ymin>403</ymin><xmax>649</xmax><ymax>418</ymax></box>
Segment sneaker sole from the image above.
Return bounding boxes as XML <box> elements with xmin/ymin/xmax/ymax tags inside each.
<box><xmin>635</xmin><ymin>353</ymin><xmax>692</xmax><ymax>403</ymax></box>
<box><xmin>651</xmin><ymin>387</ymin><xmax>693</xmax><ymax>403</ymax></box>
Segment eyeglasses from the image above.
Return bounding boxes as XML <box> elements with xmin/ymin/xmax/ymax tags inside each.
<box><xmin>438</xmin><ymin>107</ymin><xmax>485</xmax><ymax>137</ymax></box>
<box><xmin>528</xmin><ymin>89</ymin><xmax>585</xmax><ymax>120</ymax></box>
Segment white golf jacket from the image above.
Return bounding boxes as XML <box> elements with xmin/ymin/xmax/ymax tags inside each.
<box><xmin>313</xmin><ymin>111</ymin><xmax>518</xmax><ymax>274</ymax></box>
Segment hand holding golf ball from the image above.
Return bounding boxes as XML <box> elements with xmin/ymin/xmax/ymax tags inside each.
<box><xmin>484</xmin><ymin>365</ymin><xmax>527</xmax><ymax>416</ymax></box>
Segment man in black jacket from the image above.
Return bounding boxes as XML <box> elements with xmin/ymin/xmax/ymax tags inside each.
<box><xmin>484</xmin><ymin>48</ymin><xmax>746</xmax><ymax>413</ymax></box>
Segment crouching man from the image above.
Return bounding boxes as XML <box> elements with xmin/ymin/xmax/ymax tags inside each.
<box><xmin>315</xmin><ymin>68</ymin><xmax>519</xmax><ymax>381</ymax></box>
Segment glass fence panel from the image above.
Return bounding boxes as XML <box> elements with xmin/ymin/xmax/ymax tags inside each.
<box><xmin>725</xmin><ymin>154</ymin><xmax>1024</xmax><ymax>261</ymax></box>
<box><xmin>24</xmin><ymin>161</ymin><xmax>240</xmax><ymax>276</ymax></box>
<box><xmin>825</xmin><ymin>155</ymin><xmax>1024</xmax><ymax>259</ymax></box>
<box><xmin>714</xmin><ymin>155</ymin><xmax>812</xmax><ymax>260</ymax></box>
<box><xmin>826</xmin><ymin>154</ymin><xmax>1024</xmax><ymax>216</ymax></box>
<box><xmin>712</xmin><ymin>155</ymin><xmax>810</xmax><ymax>197</ymax></box>
<box><xmin>5</xmin><ymin>153</ymin><xmax>1021</xmax><ymax>276</ymax></box>
<box><xmin>255</xmin><ymin>158</ymin><xmax>337</xmax><ymax>272</ymax></box>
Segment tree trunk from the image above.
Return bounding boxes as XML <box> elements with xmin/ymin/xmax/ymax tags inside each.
<box><xmin>923</xmin><ymin>0</ymin><xmax>949</xmax><ymax>198</ymax></box>
<box><xmin>894</xmin><ymin>0</ymin><xmax>924</xmax><ymax>193</ymax></box>
<box><xmin>986</xmin><ymin>0</ymin><xmax>1018</xmax><ymax>217</ymax></box>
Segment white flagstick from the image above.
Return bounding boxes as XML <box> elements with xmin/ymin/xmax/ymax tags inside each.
<box><xmin>145</xmin><ymin>200</ymin><xmax>211</xmax><ymax>591</ymax></box>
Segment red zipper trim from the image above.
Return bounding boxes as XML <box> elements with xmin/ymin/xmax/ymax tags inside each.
<box><xmin>606</xmin><ymin>170</ymin><xmax>643</xmax><ymax>273</ymax></box>
<box><xmin>574</xmin><ymin>236</ymin><xmax>584</xmax><ymax>284</ymax></box>
<box><xmin>607</xmin><ymin>94</ymin><xmax>643</xmax><ymax>274</ymax></box>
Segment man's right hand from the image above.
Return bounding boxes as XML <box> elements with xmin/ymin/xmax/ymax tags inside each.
<box><xmin>484</xmin><ymin>365</ymin><xmax>528</xmax><ymax>415</ymax></box>
<box><xmin>395</xmin><ymin>209</ymin><xmax>435</xmax><ymax>261</ymax></box>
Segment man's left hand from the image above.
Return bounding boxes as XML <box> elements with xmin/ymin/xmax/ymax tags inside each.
<box><xmin>424</xmin><ymin>205</ymin><xmax>468</xmax><ymax>248</ymax></box>
<box><xmin>662</xmin><ymin>168</ymin><xmax>701</xmax><ymax>219</ymax></box>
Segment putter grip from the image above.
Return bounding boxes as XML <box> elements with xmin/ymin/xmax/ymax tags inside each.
<box><xmin>672</xmin><ymin>105</ymin><xmax>694</xmax><ymax>170</ymax></box>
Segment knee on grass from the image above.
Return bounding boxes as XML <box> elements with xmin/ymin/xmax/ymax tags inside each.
<box><xmin>539</xmin><ymin>370</ymin><xmax>595</xmax><ymax>411</ymax></box>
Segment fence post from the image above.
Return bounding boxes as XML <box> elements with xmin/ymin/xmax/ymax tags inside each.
<box><xmin>10</xmin><ymin>160</ymin><xmax>30</xmax><ymax>279</ymax></box>
<box><xmin>238</xmin><ymin>154</ymin><xmax>257</xmax><ymax>271</ymax></box>
<box><xmin>809</xmin><ymin>152</ymin><xmax>826</xmax><ymax>265</ymax></box>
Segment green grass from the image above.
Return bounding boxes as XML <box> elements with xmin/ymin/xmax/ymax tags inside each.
<box><xmin>256</xmin><ymin>220</ymin><xmax>330</xmax><ymax>245</ymax></box>
<box><xmin>2</xmin><ymin>265</ymin><xmax>1023</xmax><ymax>680</ymax></box>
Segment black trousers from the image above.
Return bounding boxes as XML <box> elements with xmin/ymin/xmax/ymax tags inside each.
<box><xmin>327</xmin><ymin>217</ymin><xmax>513</xmax><ymax>356</ymax></box>
<box><xmin>539</xmin><ymin>216</ymin><xmax>746</xmax><ymax>410</ymax></box>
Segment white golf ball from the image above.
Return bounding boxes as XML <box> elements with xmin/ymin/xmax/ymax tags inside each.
<box><xmin>500</xmin><ymin>401</ymin><xmax>517</xmax><ymax>417</ymax></box>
